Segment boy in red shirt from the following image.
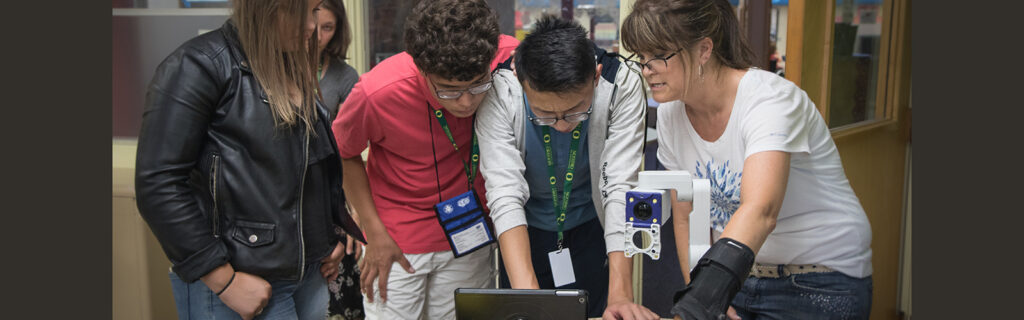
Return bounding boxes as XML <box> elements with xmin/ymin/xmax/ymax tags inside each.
<box><xmin>331</xmin><ymin>0</ymin><xmax>517</xmax><ymax>318</ymax></box>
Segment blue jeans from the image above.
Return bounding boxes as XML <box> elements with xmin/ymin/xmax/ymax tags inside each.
<box><xmin>169</xmin><ymin>262</ymin><xmax>328</xmax><ymax>320</ymax></box>
<box><xmin>731</xmin><ymin>272</ymin><xmax>873</xmax><ymax>320</ymax></box>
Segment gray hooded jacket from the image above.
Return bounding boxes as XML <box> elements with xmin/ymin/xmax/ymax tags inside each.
<box><xmin>475</xmin><ymin>52</ymin><xmax>646</xmax><ymax>253</ymax></box>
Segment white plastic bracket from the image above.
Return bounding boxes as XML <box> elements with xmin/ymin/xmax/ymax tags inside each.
<box><xmin>631</xmin><ymin>171</ymin><xmax>712</xmax><ymax>269</ymax></box>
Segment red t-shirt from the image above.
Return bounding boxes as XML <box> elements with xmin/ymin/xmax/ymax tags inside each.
<box><xmin>333</xmin><ymin>35</ymin><xmax>518</xmax><ymax>254</ymax></box>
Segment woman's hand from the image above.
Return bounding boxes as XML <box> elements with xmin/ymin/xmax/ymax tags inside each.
<box><xmin>345</xmin><ymin>204</ymin><xmax>364</xmax><ymax>258</ymax></box>
<box><xmin>320</xmin><ymin>242</ymin><xmax>346</xmax><ymax>281</ymax></box>
<box><xmin>727</xmin><ymin>306</ymin><xmax>742</xmax><ymax>320</ymax></box>
<box><xmin>219</xmin><ymin>272</ymin><xmax>272</xmax><ymax>320</ymax></box>
<box><xmin>346</xmin><ymin>233</ymin><xmax>363</xmax><ymax>258</ymax></box>
<box><xmin>202</xmin><ymin>264</ymin><xmax>271</xmax><ymax>320</ymax></box>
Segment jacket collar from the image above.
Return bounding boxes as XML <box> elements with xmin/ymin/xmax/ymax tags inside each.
<box><xmin>220</xmin><ymin>20</ymin><xmax>268</xmax><ymax>103</ymax></box>
<box><xmin>220</xmin><ymin>20</ymin><xmax>331</xmax><ymax>114</ymax></box>
<box><xmin>220</xmin><ymin>20</ymin><xmax>254</xmax><ymax>73</ymax></box>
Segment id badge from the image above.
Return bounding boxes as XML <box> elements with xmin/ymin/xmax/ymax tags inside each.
<box><xmin>548</xmin><ymin>248</ymin><xmax>576</xmax><ymax>287</ymax></box>
<box><xmin>434</xmin><ymin>190</ymin><xmax>496</xmax><ymax>258</ymax></box>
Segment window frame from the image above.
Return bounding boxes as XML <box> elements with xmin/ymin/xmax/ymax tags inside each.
<box><xmin>785</xmin><ymin>0</ymin><xmax>907</xmax><ymax>137</ymax></box>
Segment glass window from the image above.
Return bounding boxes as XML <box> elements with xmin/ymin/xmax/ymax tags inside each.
<box><xmin>515</xmin><ymin>0</ymin><xmax>622</xmax><ymax>54</ymax></box>
<box><xmin>769</xmin><ymin>0</ymin><xmax>789</xmax><ymax>77</ymax></box>
<box><xmin>366</xmin><ymin>0</ymin><xmax>417</xmax><ymax>69</ymax></box>
<box><xmin>828</xmin><ymin>0</ymin><xmax>884</xmax><ymax>128</ymax></box>
<box><xmin>112</xmin><ymin>1</ymin><xmax>232</xmax><ymax>138</ymax></box>
<box><xmin>114</xmin><ymin>0</ymin><xmax>231</xmax><ymax>9</ymax></box>
<box><xmin>365</xmin><ymin>0</ymin><xmax>516</xmax><ymax>70</ymax></box>
<box><xmin>180</xmin><ymin>0</ymin><xmax>232</xmax><ymax>8</ymax></box>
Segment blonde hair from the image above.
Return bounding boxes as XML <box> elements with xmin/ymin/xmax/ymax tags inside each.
<box><xmin>231</xmin><ymin>0</ymin><xmax>320</xmax><ymax>131</ymax></box>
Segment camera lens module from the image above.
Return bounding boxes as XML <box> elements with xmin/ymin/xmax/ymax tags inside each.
<box><xmin>633</xmin><ymin>201</ymin><xmax>653</xmax><ymax>221</ymax></box>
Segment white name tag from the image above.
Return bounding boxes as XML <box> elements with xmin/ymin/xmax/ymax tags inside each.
<box><xmin>450</xmin><ymin>221</ymin><xmax>491</xmax><ymax>256</ymax></box>
<box><xmin>548</xmin><ymin>248</ymin><xmax>576</xmax><ymax>287</ymax></box>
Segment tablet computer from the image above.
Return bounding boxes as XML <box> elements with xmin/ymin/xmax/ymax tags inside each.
<box><xmin>454</xmin><ymin>288</ymin><xmax>589</xmax><ymax>320</ymax></box>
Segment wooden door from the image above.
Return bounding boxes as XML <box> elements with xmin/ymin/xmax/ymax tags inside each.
<box><xmin>786</xmin><ymin>0</ymin><xmax>911</xmax><ymax>319</ymax></box>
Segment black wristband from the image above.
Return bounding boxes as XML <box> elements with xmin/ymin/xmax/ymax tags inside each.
<box><xmin>695</xmin><ymin>237</ymin><xmax>755</xmax><ymax>281</ymax></box>
<box><xmin>670</xmin><ymin>237</ymin><xmax>756</xmax><ymax>319</ymax></box>
<box><xmin>216</xmin><ymin>272</ymin><xmax>236</xmax><ymax>296</ymax></box>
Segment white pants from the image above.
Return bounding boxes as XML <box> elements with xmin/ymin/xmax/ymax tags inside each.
<box><xmin>363</xmin><ymin>245</ymin><xmax>496</xmax><ymax>320</ymax></box>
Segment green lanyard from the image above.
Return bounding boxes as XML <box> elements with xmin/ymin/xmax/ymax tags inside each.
<box><xmin>540</xmin><ymin>123</ymin><xmax>581</xmax><ymax>251</ymax></box>
<box><xmin>543</xmin><ymin>124</ymin><xmax>583</xmax><ymax>251</ymax></box>
<box><xmin>430</xmin><ymin>105</ymin><xmax>480</xmax><ymax>190</ymax></box>
<box><xmin>524</xmin><ymin>91</ymin><xmax>585</xmax><ymax>251</ymax></box>
<box><xmin>524</xmin><ymin>94</ymin><xmax>583</xmax><ymax>250</ymax></box>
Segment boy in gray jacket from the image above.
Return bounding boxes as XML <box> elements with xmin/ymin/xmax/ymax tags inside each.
<box><xmin>475</xmin><ymin>16</ymin><xmax>657</xmax><ymax>319</ymax></box>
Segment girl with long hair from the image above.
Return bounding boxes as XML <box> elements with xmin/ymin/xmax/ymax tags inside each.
<box><xmin>135</xmin><ymin>1</ymin><xmax>364</xmax><ymax>319</ymax></box>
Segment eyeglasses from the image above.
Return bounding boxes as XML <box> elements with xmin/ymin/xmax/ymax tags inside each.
<box><xmin>528</xmin><ymin>104</ymin><xmax>593</xmax><ymax>126</ymax></box>
<box><xmin>434</xmin><ymin>81</ymin><xmax>493</xmax><ymax>100</ymax></box>
<box><xmin>624</xmin><ymin>51</ymin><xmax>679</xmax><ymax>72</ymax></box>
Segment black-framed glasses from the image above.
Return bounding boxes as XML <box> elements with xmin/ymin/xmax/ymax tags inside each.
<box><xmin>624</xmin><ymin>51</ymin><xmax>679</xmax><ymax>72</ymax></box>
<box><xmin>435</xmin><ymin>81</ymin><xmax>493</xmax><ymax>100</ymax></box>
<box><xmin>528</xmin><ymin>104</ymin><xmax>593</xmax><ymax>126</ymax></box>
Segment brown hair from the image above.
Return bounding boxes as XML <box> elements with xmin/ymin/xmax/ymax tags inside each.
<box><xmin>621</xmin><ymin>0</ymin><xmax>754</xmax><ymax>78</ymax></box>
<box><xmin>403</xmin><ymin>0</ymin><xmax>500</xmax><ymax>82</ymax></box>
<box><xmin>320</xmin><ymin>0</ymin><xmax>351</xmax><ymax>60</ymax></box>
<box><xmin>231</xmin><ymin>0</ymin><xmax>320</xmax><ymax>131</ymax></box>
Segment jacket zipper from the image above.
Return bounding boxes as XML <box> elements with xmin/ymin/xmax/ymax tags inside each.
<box><xmin>297</xmin><ymin>128</ymin><xmax>310</xmax><ymax>281</ymax></box>
<box><xmin>210</xmin><ymin>154</ymin><xmax>221</xmax><ymax>237</ymax></box>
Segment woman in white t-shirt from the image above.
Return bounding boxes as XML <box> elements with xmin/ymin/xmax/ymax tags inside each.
<box><xmin>621</xmin><ymin>0</ymin><xmax>873</xmax><ymax>319</ymax></box>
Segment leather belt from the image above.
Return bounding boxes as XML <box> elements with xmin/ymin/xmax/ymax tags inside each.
<box><xmin>749</xmin><ymin>263</ymin><xmax>834</xmax><ymax>278</ymax></box>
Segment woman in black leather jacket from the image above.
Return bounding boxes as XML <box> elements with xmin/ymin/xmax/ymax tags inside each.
<box><xmin>134</xmin><ymin>0</ymin><xmax>363</xmax><ymax>319</ymax></box>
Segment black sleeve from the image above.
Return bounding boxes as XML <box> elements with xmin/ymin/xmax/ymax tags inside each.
<box><xmin>134</xmin><ymin>43</ymin><xmax>229</xmax><ymax>283</ymax></box>
<box><xmin>671</xmin><ymin>237</ymin><xmax>756</xmax><ymax>319</ymax></box>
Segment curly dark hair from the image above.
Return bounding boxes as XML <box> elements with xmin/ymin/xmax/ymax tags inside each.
<box><xmin>403</xmin><ymin>0</ymin><xmax>500</xmax><ymax>82</ymax></box>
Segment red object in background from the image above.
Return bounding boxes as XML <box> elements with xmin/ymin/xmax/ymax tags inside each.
<box><xmin>113</xmin><ymin>20</ymin><xmax>144</xmax><ymax>138</ymax></box>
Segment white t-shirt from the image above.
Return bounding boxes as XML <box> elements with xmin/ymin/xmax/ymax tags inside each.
<box><xmin>656</xmin><ymin>69</ymin><xmax>873</xmax><ymax>278</ymax></box>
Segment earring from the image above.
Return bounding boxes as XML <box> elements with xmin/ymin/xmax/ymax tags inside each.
<box><xmin>699</xmin><ymin>63</ymin><xmax>705</xmax><ymax>82</ymax></box>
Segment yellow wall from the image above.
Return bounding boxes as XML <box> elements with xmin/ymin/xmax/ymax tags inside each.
<box><xmin>113</xmin><ymin>140</ymin><xmax>177</xmax><ymax>320</ymax></box>
<box><xmin>343</xmin><ymin>0</ymin><xmax>368</xmax><ymax>75</ymax></box>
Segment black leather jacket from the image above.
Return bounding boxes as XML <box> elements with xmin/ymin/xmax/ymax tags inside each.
<box><xmin>135</xmin><ymin>21</ymin><xmax>364</xmax><ymax>283</ymax></box>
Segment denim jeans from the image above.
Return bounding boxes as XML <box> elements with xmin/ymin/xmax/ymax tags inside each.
<box><xmin>169</xmin><ymin>262</ymin><xmax>328</xmax><ymax>320</ymax></box>
<box><xmin>731</xmin><ymin>271</ymin><xmax>872</xmax><ymax>320</ymax></box>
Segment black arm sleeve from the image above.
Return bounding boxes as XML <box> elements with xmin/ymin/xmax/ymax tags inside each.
<box><xmin>135</xmin><ymin>43</ymin><xmax>228</xmax><ymax>283</ymax></box>
<box><xmin>670</xmin><ymin>237</ymin><xmax>756</xmax><ymax>320</ymax></box>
